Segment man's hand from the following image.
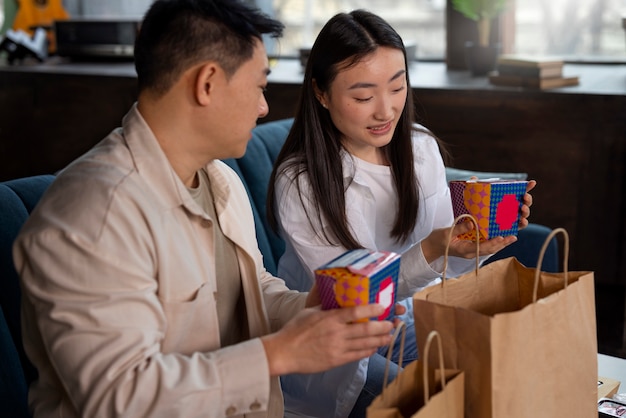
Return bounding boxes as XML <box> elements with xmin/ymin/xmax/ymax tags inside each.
<box><xmin>261</xmin><ymin>304</ymin><xmax>394</xmax><ymax>376</ymax></box>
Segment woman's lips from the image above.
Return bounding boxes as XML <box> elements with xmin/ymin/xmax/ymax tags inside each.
<box><xmin>368</xmin><ymin>121</ymin><xmax>392</xmax><ymax>135</ymax></box>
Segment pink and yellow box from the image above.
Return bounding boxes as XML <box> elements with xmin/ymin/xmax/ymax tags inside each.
<box><xmin>314</xmin><ymin>249</ymin><xmax>400</xmax><ymax>321</ymax></box>
<box><xmin>449</xmin><ymin>179</ymin><xmax>528</xmax><ymax>242</ymax></box>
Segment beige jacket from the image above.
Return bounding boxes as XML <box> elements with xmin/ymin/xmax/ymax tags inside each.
<box><xmin>14</xmin><ymin>105</ymin><xmax>305</xmax><ymax>417</ymax></box>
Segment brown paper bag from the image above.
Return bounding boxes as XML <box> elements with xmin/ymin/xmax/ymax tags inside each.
<box><xmin>367</xmin><ymin>327</ymin><xmax>464</xmax><ymax>418</ymax></box>
<box><xmin>413</xmin><ymin>223</ymin><xmax>597</xmax><ymax>418</ymax></box>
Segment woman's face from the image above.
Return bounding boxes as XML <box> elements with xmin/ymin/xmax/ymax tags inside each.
<box><xmin>319</xmin><ymin>47</ymin><xmax>408</xmax><ymax>164</ymax></box>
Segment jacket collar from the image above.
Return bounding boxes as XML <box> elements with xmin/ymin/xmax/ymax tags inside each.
<box><xmin>122</xmin><ymin>104</ymin><xmax>231</xmax><ymax>219</ymax></box>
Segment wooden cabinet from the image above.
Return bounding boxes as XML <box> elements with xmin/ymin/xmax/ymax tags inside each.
<box><xmin>0</xmin><ymin>62</ymin><xmax>137</xmax><ymax>180</ymax></box>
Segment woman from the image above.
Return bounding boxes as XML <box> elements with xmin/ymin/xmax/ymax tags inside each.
<box><xmin>267</xmin><ymin>10</ymin><xmax>535</xmax><ymax>418</ymax></box>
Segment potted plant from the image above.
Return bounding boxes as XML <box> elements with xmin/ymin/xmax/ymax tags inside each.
<box><xmin>451</xmin><ymin>0</ymin><xmax>509</xmax><ymax>75</ymax></box>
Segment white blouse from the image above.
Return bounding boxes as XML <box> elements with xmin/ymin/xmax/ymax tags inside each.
<box><xmin>274</xmin><ymin>125</ymin><xmax>478</xmax><ymax>299</ymax></box>
<box><xmin>274</xmin><ymin>125</ymin><xmax>482</xmax><ymax>418</ymax></box>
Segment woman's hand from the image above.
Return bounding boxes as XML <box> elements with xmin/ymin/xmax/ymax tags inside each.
<box><xmin>421</xmin><ymin>178</ymin><xmax>538</xmax><ymax>261</ymax></box>
<box><xmin>421</xmin><ymin>221</ymin><xmax>516</xmax><ymax>262</ymax></box>
<box><xmin>305</xmin><ymin>282</ymin><xmax>322</xmax><ymax>308</ymax></box>
<box><xmin>518</xmin><ymin>179</ymin><xmax>536</xmax><ymax>230</ymax></box>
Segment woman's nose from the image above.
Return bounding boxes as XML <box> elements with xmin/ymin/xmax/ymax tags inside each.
<box><xmin>373</xmin><ymin>96</ymin><xmax>393</xmax><ymax>120</ymax></box>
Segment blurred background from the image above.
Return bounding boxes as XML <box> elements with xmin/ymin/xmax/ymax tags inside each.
<box><xmin>1</xmin><ymin>0</ymin><xmax>624</xmax><ymax>62</ymax></box>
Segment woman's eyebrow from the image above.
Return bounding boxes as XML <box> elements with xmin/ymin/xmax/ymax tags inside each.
<box><xmin>389</xmin><ymin>69</ymin><xmax>406</xmax><ymax>82</ymax></box>
<box><xmin>347</xmin><ymin>69</ymin><xmax>406</xmax><ymax>90</ymax></box>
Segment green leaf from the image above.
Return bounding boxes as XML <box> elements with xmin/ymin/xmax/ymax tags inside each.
<box><xmin>451</xmin><ymin>0</ymin><xmax>508</xmax><ymax>21</ymax></box>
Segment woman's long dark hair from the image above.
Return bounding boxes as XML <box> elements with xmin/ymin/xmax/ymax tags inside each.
<box><xmin>268</xmin><ymin>9</ymin><xmax>425</xmax><ymax>248</ymax></box>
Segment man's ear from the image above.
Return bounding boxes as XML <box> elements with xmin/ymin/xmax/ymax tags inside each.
<box><xmin>194</xmin><ymin>62</ymin><xmax>219</xmax><ymax>106</ymax></box>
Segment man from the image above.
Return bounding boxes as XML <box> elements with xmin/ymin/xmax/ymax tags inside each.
<box><xmin>13</xmin><ymin>1</ymin><xmax>394</xmax><ymax>416</ymax></box>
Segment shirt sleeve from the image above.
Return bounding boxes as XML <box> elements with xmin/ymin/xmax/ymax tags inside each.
<box><xmin>274</xmin><ymin>166</ymin><xmax>349</xmax><ymax>286</ymax></box>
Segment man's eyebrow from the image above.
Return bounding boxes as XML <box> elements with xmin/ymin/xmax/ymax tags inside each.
<box><xmin>348</xmin><ymin>69</ymin><xmax>406</xmax><ymax>90</ymax></box>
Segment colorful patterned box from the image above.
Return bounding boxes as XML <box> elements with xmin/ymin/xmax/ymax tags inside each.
<box><xmin>449</xmin><ymin>179</ymin><xmax>528</xmax><ymax>241</ymax></box>
<box><xmin>314</xmin><ymin>249</ymin><xmax>400</xmax><ymax>321</ymax></box>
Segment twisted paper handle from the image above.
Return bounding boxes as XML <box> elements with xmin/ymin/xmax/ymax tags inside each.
<box><xmin>382</xmin><ymin>320</ymin><xmax>406</xmax><ymax>391</ymax></box>
<box><xmin>422</xmin><ymin>330</ymin><xmax>447</xmax><ymax>404</ymax></box>
<box><xmin>532</xmin><ymin>227</ymin><xmax>569</xmax><ymax>302</ymax></box>
<box><xmin>441</xmin><ymin>214</ymin><xmax>480</xmax><ymax>302</ymax></box>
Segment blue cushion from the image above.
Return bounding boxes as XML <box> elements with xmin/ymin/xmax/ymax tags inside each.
<box><xmin>0</xmin><ymin>307</ymin><xmax>30</xmax><ymax>417</ymax></box>
<box><xmin>485</xmin><ymin>223</ymin><xmax>559</xmax><ymax>272</ymax></box>
<box><xmin>0</xmin><ymin>174</ymin><xmax>54</xmax><ymax>418</ymax></box>
<box><xmin>223</xmin><ymin>119</ymin><xmax>293</xmax><ymax>275</ymax></box>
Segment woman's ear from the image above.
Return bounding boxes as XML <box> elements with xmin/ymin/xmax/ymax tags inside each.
<box><xmin>312</xmin><ymin>79</ymin><xmax>328</xmax><ymax>108</ymax></box>
<box><xmin>194</xmin><ymin>62</ymin><xmax>218</xmax><ymax>106</ymax></box>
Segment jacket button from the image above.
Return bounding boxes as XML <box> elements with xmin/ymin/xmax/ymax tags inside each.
<box><xmin>225</xmin><ymin>406</ymin><xmax>237</xmax><ymax>416</ymax></box>
<box><xmin>250</xmin><ymin>400</ymin><xmax>262</xmax><ymax>410</ymax></box>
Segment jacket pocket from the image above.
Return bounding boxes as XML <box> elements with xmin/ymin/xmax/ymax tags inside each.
<box><xmin>159</xmin><ymin>282</ymin><xmax>219</xmax><ymax>354</ymax></box>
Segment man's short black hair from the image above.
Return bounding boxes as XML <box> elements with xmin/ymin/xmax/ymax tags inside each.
<box><xmin>134</xmin><ymin>0</ymin><xmax>283</xmax><ymax>96</ymax></box>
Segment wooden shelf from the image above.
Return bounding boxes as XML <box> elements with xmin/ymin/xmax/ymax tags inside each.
<box><xmin>266</xmin><ymin>58</ymin><xmax>626</xmax><ymax>96</ymax></box>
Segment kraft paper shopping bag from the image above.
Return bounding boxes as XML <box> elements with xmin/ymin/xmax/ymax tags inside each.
<box><xmin>367</xmin><ymin>327</ymin><xmax>464</xmax><ymax>418</ymax></box>
<box><xmin>413</xmin><ymin>222</ymin><xmax>597</xmax><ymax>418</ymax></box>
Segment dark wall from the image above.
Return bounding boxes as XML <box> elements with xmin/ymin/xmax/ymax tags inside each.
<box><xmin>0</xmin><ymin>71</ymin><xmax>137</xmax><ymax>179</ymax></box>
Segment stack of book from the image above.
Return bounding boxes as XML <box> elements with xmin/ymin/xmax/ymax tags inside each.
<box><xmin>488</xmin><ymin>55</ymin><xmax>579</xmax><ymax>90</ymax></box>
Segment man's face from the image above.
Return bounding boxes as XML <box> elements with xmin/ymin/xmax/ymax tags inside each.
<box><xmin>209</xmin><ymin>38</ymin><xmax>270</xmax><ymax>160</ymax></box>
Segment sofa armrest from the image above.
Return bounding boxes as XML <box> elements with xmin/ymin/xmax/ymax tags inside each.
<box><xmin>486</xmin><ymin>223</ymin><xmax>559</xmax><ymax>272</ymax></box>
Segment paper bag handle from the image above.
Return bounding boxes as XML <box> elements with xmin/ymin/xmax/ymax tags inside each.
<box><xmin>441</xmin><ymin>214</ymin><xmax>480</xmax><ymax>294</ymax></box>
<box><xmin>382</xmin><ymin>321</ymin><xmax>406</xmax><ymax>391</ymax></box>
<box><xmin>532</xmin><ymin>227</ymin><xmax>569</xmax><ymax>302</ymax></box>
<box><xmin>422</xmin><ymin>330</ymin><xmax>447</xmax><ymax>403</ymax></box>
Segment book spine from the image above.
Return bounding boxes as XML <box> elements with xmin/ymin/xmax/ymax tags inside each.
<box><xmin>496</xmin><ymin>57</ymin><xmax>564</xmax><ymax>68</ymax></box>
<box><xmin>497</xmin><ymin>64</ymin><xmax>563</xmax><ymax>78</ymax></box>
<box><xmin>489</xmin><ymin>74</ymin><xmax>579</xmax><ymax>89</ymax></box>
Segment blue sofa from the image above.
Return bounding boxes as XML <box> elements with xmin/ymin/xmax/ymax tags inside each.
<box><xmin>0</xmin><ymin>174</ymin><xmax>54</xmax><ymax>417</ymax></box>
<box><xmin>0</xmin><ymin>118</ymin><xmax>557</xmax><ymax>416</ymax></box>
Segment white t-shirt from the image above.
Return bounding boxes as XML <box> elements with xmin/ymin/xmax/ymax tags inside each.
<box><xmin>352</xmin><ymin>156</ymin><xmax>399</xmax><ymax>252</ymax></box>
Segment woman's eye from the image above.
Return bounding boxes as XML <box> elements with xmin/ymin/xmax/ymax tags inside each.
<box><xmin>355</xmin><ymin>97</ymin><xmax>372</xmax><ymax>103</ymax></box>
<box><xmin>392</xmin><ymin>85</ymin><xmax>406</xmax><ymax>93</ymax></box>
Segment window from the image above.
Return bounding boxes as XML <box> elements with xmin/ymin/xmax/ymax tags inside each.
<box><xmin>512</xmin><ymin>0</ymin><xmax>626</xmax><ymax>61</ymax></box>
<box><xmin>57</xmin><ymin>0</ymin><xmax>626</xmax><ymax>63</ymax></box>
<box><xmin>63</xmin><ymin>0</ymin><xmax>152</xmax><ymax>18</ymax></box>
<box><xmin>262</xmin><ymin>0</ymin><xmax>625</xmax><ymax>62</ymax></box>
<box><xmin>261</xmin><ymin>0</ymin><xmax>446</xmax><ymax>60</ymax></box>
